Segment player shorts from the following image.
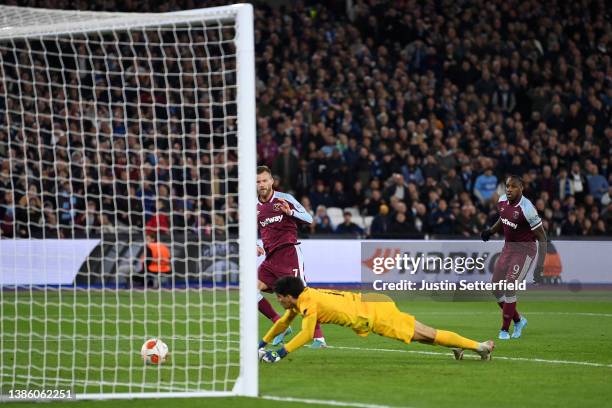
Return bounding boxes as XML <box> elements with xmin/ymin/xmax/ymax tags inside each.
<box><xmin>492</xmin><ymin>246</ymin><xmax>536</xmax><ymax>302</ymax></box>
<box><xmin>258</xmin><ymin>244</ymin><xmax>304</xmax><ymax>292</ymax></box>
<box><xmin>355</xmin><ymin>301</ymin><xmax>415</xmax><ymax>344</ymax></box>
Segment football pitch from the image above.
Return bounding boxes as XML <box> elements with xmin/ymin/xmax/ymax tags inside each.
<box><xmin>2</xmin><ymin>289</ymin><xmax>611</xmax><ymax>408</ymax></box>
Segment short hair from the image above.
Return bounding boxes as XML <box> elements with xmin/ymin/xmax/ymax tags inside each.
<box><xmin>506</xmin><ymin>174</ymin><xmax>523</xmax><ymax>186</ymax></box>
<box><xmin>274</xmin><ymin>276</ymin><xmax>305</xmax><ymax>298</ymax></box>
<box><xmin>257</xmin><ymin>165</ymin><xmax>272</xmax><ymax>176</ymax></box>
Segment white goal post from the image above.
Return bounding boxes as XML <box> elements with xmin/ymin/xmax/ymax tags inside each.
<box><xmin>0</xmin><ymin>3</ymin><xmax>257</xmax><ymax>399</ymax></box>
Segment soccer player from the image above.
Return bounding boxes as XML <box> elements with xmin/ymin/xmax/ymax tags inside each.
<box><xmin>258</xmin><ymin>276</ymin><xmax>494</xmax><ymax>363</ymax></box>
<box><xmin>256</xmin><ymin>166</ymin><xmax>326</xmax><ymax>347</ymax></box>
<box><xmin>481</xmin><ymin>175</ymin><xmax>547</xmax><ymax>340</ymax></box>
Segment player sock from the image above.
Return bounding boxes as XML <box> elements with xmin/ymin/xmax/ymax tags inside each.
<box><xmin>502</xmin><ymin>302</ymin><xmax>516</xmax><ymax>331</ymax></box>
<box><xmin>433</xmin><ymin>330</ymin><xmax>480</xmax><ymax>351</ymax></box>
<box><xmin>512</xmin><ymin>304</ymin><xmax>521</xmax><ymax>324</ymax></box>
<box><xmin>499</xmin><ymin>300</ymin><xmax>520</xmax><ymax>325</ymax></box>
<box><xmin>313</xmin><ymin>322</ymin><xmax>324</xmax><ymax>339</ymax></box>
<box><xmin>258</xmin><ymin>298</ymin><xmax>280</xmax><ymax>322</ymax></box>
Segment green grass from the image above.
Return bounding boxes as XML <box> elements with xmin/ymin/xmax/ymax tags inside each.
<box><xmin>2</xmin><ymin>289</ymin><xmax>612</xmax><ymax>408</ymax></box>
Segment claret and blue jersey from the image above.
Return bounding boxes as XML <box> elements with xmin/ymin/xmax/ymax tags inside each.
<box><xmin>257</xmin><ymin>191</ymin><xmax>313</xmax><ymax>255</ymax></box>
<box><xmin>497</xmin><ymin>194</ymin><xmax>542</xmax><ymax>247</ymax></box>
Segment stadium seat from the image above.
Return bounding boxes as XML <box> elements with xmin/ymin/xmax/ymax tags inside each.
<box><xmin>363</xmin><ymin>216</ymin><xmax>374</xmax><ymax>232</ymax></box>
<box><xmin>352</xmin><ymin>215</ymin><xmax>365</xmax><ymax>229</ymax></box>
<box><xmin>327</xmin><ymin>207</ymin><xmax>344</xmax><ymax>227</ymax></box>
<box><xmin>343</xmin><ymin>207</ymin><xmax>360</xmax><ymax>218</ymax></box>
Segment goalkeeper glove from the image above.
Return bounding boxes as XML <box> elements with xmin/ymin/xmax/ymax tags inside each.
<box><xmin>262</xmin><ymin>347</ymin><xmax>288</xmax><ymax>364</ymax></box>
<box><xmin>480</xmin><ymin>229</ymin><xmax>493</xmax><ymax>242</ymax></box>
<box><xmin>258</xmin><ymin>340</ymin><xmax>267</xmax><ymax>361</ymax></box>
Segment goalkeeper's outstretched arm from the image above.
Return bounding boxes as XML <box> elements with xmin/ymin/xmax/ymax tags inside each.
<box><xmin>259</xmin><ymin>309</ymin><xmax>317</xmax><ymax>363</ymax></box>
<box><xmin>281</xmin><ymin>312</ymin><xmax>317</xmax><ymax>353</ymax></box>
<box><xmin>262</xmin><ymin>309</ymin><xmax>298</xmax><ymax>343</ymax></box>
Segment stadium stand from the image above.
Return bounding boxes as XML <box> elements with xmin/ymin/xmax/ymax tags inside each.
<box><xmin>0</xmin><ymin>0</ymin><xmax>609</xmax><ymax>239</ymax></box>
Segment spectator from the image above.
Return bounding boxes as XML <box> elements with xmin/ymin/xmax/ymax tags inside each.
<box><xmin>0</xmin><ymin>191</ymin><xmax>15</xmax><ymax>237</ymax></box>
<box><xmin>335</xmin><ymin>211</ymin><xmax>364</xmax><ymax>237</ymax></box>
<box><xmin>309</xmin><ymin>180</ymin><xmax>332</xmax><ymax>210</ymax></box>
<box><xmin>146</xmin><ymin>199</ymin><xmax>170</xmax><ymax>237</ymax></box>
<box><xmin>295</xmin><ymin>159</ymin><xmax>314</xmax><ymax>199</ymax></box>
<box><xmin>42</xmin><ymin>209</ymin><xmax>62</xmax><ymax>239</ymax></box>
<box><xmin>441</xmin><ymin>168</ymin><xmax>464</xmax><ymax>198</ymax></box>
<box><xmin>491</xmin><ymin>79</ymin><xmax>516</xmax><ymax>113</ymax></box>
<box><xmin>388</xmin><ymin>212</ymin><xmax>415</xmax><ymax>236</ymax></box>
<box><xmin>314</xmin><ymin>205</ymin><xmax>328</xmax><ymax>225</ymax></box>
<box><xmin>75</xmin><ymin>200</ymin><xmax>100</xmax><ymax>237</ymax></box>
<box><xmin>384</xmin><ymin>173</ymin><xmax>409</xmax><ymax>203</ymax></box>
<box><xmin>272</xmin><ymin>143</ymin><xmax>299</xmax><ymax>193</ymax></box>
<box><xmin>569</xmin><ymin>162</ymin><xmax>588</xmax><ymax>202</ymax></box>
<box><xmin>592</xmin><ymin>219</ymin><xmax>607</xmax><ymax>236</ymax></box>
<box><xmin>16</xmin><ymin>185</ymin><xmax>42</xmax><ymax>238</ymax></box>
<box><xmin>413</xmin><ymin>202</ymin><xmax>429</xmax><ymax>233</ymax></box>
<box><xmin>455</xmin><ymin>204</ymin><xmax>479</xmax><ymax>237</ymax></box>
<box><xmin>370</xmin><ymin>204</ymin><xmax>391</xmax><ymax>238</ymax></box>
<box><xmin>257</xmin><ymin>131</ymin><xmax>278</xmax><ymax>168</ymax></box>
<box><xmin>137</xmin><ymin>233</ymin><xmax>172</xmax><ymax>289</ymax></box>
<box><xmin>330</xmin><ymin>181</ymin><xmax>351</xmax><ymax>209</ymax></box>
<box><xmin>421</xmin><ymin>155</ymin><xmax>441</xmax><ymax>181</ymax></box>
<box><xmin>315</xmin><ymin>215</ymin><xmax>334</xmax><ymax>234</ymax></box>
<box><xmin>561</xmin><ymin>213</ymin><xmax>582</xmax><ymax>236</ymax></box>
<box><xmin>429</xmin><ymin>200</ymin><xmax>454</xmax><ymax>235</ymax></box>
<box><xmin>363</xmin><ymin>189</ymin><xmax>384</xmax><ymax>216</ymax></box>
<box><xmin>401</xmin><ymin>155</ymin><xmax>424</xmax><ymax>186</ymax></box>
<box><xmin>473</xmin><ymin>168</ymin><xmax>498</xmax><ymax>206</ymax></box>
<box><xmin>587</xmin><ymin>165</ymin><xmax>609</xmax><ymax>201</ymax></box>
<box><xmin>538</xmin><ymin>165</ymin><xmax>556</xmax><ymax>199</ymax></box>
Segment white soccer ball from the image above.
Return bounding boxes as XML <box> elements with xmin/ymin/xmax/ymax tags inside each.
<box><xmin>141</xmin><ymin>338</ymin><xmax>169</xmax><ymax>365</ymax></box>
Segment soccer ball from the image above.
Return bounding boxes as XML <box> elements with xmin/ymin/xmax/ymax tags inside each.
<box><xmin>141</xmin><ymin>338</ymin><xmax>169</xmax><ymax>365</ymax></box>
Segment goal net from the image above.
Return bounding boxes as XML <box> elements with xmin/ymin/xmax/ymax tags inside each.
<box><xmin>0</xmin><ymin>4</ymin><xmax>257</xmax><ymax>399</ymax></box>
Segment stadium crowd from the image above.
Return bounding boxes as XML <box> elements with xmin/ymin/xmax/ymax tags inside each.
<box><xmin>0</xmin><ymin>0</ymin><xmax>610</xmax><ymax>239</ymax></box>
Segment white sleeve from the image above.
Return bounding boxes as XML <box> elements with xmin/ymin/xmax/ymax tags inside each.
<box><xmin>276</xmin><ymin>192</ymin><xmax>313</xmax><ymax>224</ymax></box>
<box><xmin>521</xmin><ymin>199</ymin><xmax>542</xmax><ymax>230</ymax></box>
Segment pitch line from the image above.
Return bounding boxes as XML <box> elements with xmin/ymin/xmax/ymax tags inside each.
<box><xmin>329</xmin><ymin>346</ymin><xmax>612</xmax><ymax>368</ymax></box>
<box><xmin>413</xmin><ymin>311</ymin><xmax>612</xmax><ymax>318</ymax></box>
<box><xmin>261</xmin><ymin>395</ymin><xmax>410</xmax><ymax>408</ymax></box>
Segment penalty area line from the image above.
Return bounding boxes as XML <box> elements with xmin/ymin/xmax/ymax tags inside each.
<box><xmin>329</xmin><ymin>346</ymin><xmax>612</xmax><ymax>369</ymax></box>
<box><xmin>261</xmin><ymin>395</ymin><xmax>411</xmax><ymax>408</ymax></box>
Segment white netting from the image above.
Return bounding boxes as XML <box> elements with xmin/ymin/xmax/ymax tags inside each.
<box><xmin>0</xmin><ymin>4</ymin><xmax>256</xmax><ymax>398</ymax></box>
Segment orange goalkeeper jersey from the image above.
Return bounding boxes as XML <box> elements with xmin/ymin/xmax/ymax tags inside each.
<box><xmin>262</xmin><ymin>287</ymin><xmax>413</xmax><ymax>352</ymax></box>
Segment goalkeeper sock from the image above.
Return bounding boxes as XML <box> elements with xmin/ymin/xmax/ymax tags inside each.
<box><xmin>434</xmin><ymin>330</ymin><xmax>480</xmax><ymax>351</ymax></box>
<box><xmin>258</xmin><ymin>297</ymin><xmax>280</xmax><ymax>323</ymax></box>
<box><xmin>502</xmin><ymin>302</ymin><xmax>516</xmax><ymax>331</ymax></box>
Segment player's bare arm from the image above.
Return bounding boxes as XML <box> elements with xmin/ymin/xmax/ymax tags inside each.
<box><xmin>532</xmin><ymin>225</ymin><xmax>548</xmax><ymax>283</ymax></box>
<box><xmin>481</xmin><ymin>218</ymin><xmax>502</xmax><ymax>241</ymax></box>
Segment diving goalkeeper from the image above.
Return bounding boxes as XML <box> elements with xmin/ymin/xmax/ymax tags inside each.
<box><xmin>259</xmin><ymin>276</ymin><xmax>494</xmax><ymax>363</ymax></box>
